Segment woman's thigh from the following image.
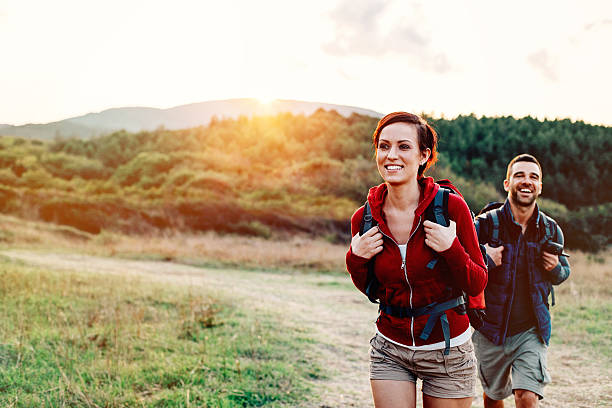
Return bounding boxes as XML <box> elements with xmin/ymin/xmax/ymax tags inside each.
<box><xmin>371</xmin><ymin>379</ymin><xmax>417</xmax><ymax>408</ymax></box>
<box><xmin>423</xmin><ymin>394</ymin><xmax>472</xmax><ymax>408</ymax></box>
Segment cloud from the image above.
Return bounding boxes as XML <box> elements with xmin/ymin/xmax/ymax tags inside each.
<box><xmin>527</xmin><ymin>49</ymin><xmax>558</xmax><ymax>82</ymax></box>
<box><xmin>584</xmin><ymin>19</ymin><xmax>612</xmax><ymax>31</ymax></box>
<box><xmin>323</xmin><ymin>0</ymin><xmax>452</xmax><ymax>73</ymax></box>
<box><xmin>323</xmin><ymin>0</ymin><xmax>393</xmax><ymax>57</ymax></box>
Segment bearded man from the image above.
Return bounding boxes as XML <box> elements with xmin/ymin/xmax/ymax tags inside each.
<box><xmin>473</xmin><ymin>154</ymin><xmax>571</xmax><ymax>408</ymax></box>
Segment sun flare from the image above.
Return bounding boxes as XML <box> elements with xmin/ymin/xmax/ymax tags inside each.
<box><xmin>256</xmin><ymin>96</ymin><xmax>276</xmax><ymax>105</ymax></box>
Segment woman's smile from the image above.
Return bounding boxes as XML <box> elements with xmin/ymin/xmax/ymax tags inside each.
<box><xmin>376</xmin><ymin>122</ymin><xmax>429</xmax><ymax>185</ymax></box>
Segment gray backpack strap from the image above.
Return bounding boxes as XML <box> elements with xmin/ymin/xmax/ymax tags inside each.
<box><xmin>488</xmin><ymin>208</ymin><xmax>502</xmax><ymax>246</ymax></box>
<box><xmin>539</xmin><ymin>211</ymin><xmax>558</xmax><ymax>306</ymax></box>
<box><xmin>426</xmin><ymin>187</ymin><xmax>450</xmax><ymax>270</ymax></box>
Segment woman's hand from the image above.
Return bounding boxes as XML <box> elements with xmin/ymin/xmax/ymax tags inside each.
<box><xmin>423</xmin><ymin>220</ymin><xmax>456</xmax><ymax>252</ymax></box>
<box><xmin>351</xmin><ymin>226</ymin><xmax>383</xmax><ymax>259</ymax></box>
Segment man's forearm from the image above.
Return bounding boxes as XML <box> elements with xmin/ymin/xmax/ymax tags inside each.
<box><xmin>549</xmin><ymin>256</ymin><xmax>570</xmax><ymax>285</ymax></box>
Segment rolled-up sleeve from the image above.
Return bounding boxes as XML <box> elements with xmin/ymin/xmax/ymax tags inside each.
<box><xmin>548</xmin><ymin>224</ymin><xmax>571</xmax><ymax>285</ymax></box>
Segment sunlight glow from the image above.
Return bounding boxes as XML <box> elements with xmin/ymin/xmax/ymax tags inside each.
<box><xmin>256</xmin><ymin>96</ymin><xmax>277</xmax><ymax>105</ymax></box>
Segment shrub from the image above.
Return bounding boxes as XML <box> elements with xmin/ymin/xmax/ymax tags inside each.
<box><xmin>40</xmin><ymin>152</ymin><xmax>109</xmax><ymax>180</ymax></box>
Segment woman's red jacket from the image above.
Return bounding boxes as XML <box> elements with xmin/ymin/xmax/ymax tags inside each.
<box><xmin>346</xmin><ymin>177</ymin><xmax>488</xmax><ymax>347</ymax></box>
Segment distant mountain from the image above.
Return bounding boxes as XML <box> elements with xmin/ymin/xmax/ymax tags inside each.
<box><xmin>0</xmin><ymin>99</ymin><xmax>383</xmax><ymax>140</ymax></box>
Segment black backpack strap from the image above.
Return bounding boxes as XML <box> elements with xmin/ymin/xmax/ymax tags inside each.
<box><xmin>425</xmin><ymin>187</ymin><xmax>450</xmax><ymax>270</ymax></box>
<box><xmin>360</xmin><ymin>201</ymin><xmax>374</xmax><ymax>235</ymax></box>
<box><xmin>361</xmin><ymin>201</ymin><xmax>380</xmax><ymax>304</ymax></box>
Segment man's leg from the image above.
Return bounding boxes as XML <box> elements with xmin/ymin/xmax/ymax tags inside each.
<box><xmin>510</xmin><ymin>328</ymin><xmax>550</xmax><ymax>405</ymax></box>
<box><xmin>472</xmin><ymin>330</ymin><xmax>513</xmax><ymax>403</ymax></box>
<box><xmin>513</xmin><ymin>389</ymin><xmax>539</xmax><ymax>408</ymax></box>
<box><xmin>483</xmin><ymin>392</ymin><xmax>504</xmax><ymax>408</ymax></box>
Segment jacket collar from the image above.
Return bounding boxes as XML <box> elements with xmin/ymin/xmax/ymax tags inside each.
<box><xmin>366</xmin><ymin>176</ymin><xmax>439</xmax><ymax>233</ymax></box>
<box><xmin>501</xmin><ymin>199</ymin><xmax>543</xmax><ymax>239</ymax></box>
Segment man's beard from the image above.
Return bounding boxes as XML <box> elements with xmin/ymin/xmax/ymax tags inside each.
<box><xmin>510</xmin><ymin>188</ymin><xmax>538</xmax><ymax>207</ymax></box>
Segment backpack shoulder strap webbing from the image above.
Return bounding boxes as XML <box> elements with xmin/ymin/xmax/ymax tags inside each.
<box><xmin>361</xmin><ymin>201</ymin><xmax>374</xmax><ymax>235</ymax></box>
<box><xmin>361</xmin><ymin>201</ymin><xmax>379</xmax><ymax>304</ymax></box>
<box><xmin>538</xmin><ymin>211</ymin><xmax>558</xmax><ymax>306</ymax></box>
<box><xmin>487</xmin><ymin>207</ymin><xmax>502</xmax><ymax>246</ymax></box>
<box><xmin>432</xmin><ymin>187</ymin><xmax>450</xmax><ymax>227</ymax></box>
<box><xmin>425</xmin><ymin>187</ymin><xmax>450</xmax><ymax>270</ymax></box>
<box><xmin>538</xmin><ymin>211</ymin><xmax>556</xmax><ymax>244</ymax></box>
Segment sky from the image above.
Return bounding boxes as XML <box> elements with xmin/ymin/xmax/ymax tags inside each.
<box><xmin>1</xmin><ymin>0</ymin><xmax>611</xmax><ymax>126</ymax></box>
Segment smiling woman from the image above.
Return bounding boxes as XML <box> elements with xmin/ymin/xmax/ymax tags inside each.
<box><xmin>346</xmin><ymin>112</ymin><xmax>487</xmax><ymax>408</ymax></box>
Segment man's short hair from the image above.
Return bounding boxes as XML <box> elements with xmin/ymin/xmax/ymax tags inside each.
<box><xmin>506</xmin><ymin>154</ymin><xmax>542</xmax><ymax>180</ymax></box>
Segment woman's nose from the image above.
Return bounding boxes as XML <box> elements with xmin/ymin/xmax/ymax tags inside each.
<box><xmin>388</xmin><ymin>145</ymin><xmax>399</xmax><ymax>158</ymax></box>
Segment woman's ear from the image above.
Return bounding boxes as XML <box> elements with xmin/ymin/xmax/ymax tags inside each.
<box><xmin>421</xmin><ymin>148</ymin><xmax>431</xmax><ymax>166</ymax></box>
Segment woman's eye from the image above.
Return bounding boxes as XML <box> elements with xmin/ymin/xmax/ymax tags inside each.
<box><xmin>378</xmin><ymin>144</ymin><xmax>389</xmax><ymax>150</ymax></box>
<box><xmin>400</xmin><ymin>144</ymin><xmax>410</xmax><ymax>149</ymax></box>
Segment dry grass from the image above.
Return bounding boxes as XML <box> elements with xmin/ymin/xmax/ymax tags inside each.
<box><xmin>553</xmin><ymin>250</ymin><xmax>611</xmax><ymax>299</ymax></box>
<box><xmin>97</xmin><ymin>231</ymin><xmax>348</xmax><ymax>273</ymax></box>
<box><xmin>0</xmin><ymin>213</ymin><xmax>349</xmax><ymax>273</ymax></box>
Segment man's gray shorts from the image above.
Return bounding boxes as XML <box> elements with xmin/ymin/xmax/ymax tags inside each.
<box><xmin>472</xmin><ymin>328</ymin><xmax>551</xmax><ymax>400</ymax></box>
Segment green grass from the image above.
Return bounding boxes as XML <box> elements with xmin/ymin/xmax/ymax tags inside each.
<box><xmin>0</xmin><ymin>257</ymin><xmax>321</xmax><ymax>407</ymax></box>
<box><xmin>551</xmin><ymin>298</ymin><xmax>612</xmax><ymax>362</ymax></box>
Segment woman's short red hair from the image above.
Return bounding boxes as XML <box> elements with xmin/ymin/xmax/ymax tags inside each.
<box><xmin>372</xmin><ymin>112</ymin><xmax>438</xmax><ymax>177</ymax></box>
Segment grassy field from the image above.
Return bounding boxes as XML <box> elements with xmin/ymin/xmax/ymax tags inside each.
<box><xmin>0</xmin><ymin>258</ymin><xmax>322</xmax><ymax>407</ymax></box>
<box><xmin>0</xmin><ymin>214</ymin><xmax>610</xmax><ymax>407</ymax></box>
<box><xmin>550</xmin><ymin>251</ymin><xmax>611</xmax><ymax>360</ymax></box>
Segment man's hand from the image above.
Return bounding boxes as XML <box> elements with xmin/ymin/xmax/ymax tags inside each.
<box><xmin>484</xmin><ymin>244</ymin><xmax>504</xmax><ymax>267</ymax></box>
<box><xmin>351</xmin><ymin>226</ymin><xmax>383</xmax><ymax>259</ymax></box>
<box><xmin>541</xmin><ymin>251</ymin><xmax>559</xmax><ymax>271</ymax></box>
<box><xmin>423</xmin><ymin>220</ymin><xmax>456</xmax><ymax>252</ymax></box>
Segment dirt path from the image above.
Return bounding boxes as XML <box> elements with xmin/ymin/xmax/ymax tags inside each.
<box><xmin>1</xmin><ymin>250</ymin><xmax>609</xmax><ymax>407</ymax></box>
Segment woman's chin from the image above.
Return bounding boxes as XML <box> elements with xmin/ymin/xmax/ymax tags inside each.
<box><xmin>384</xmin><ymin>178</ymin><xmax>410</xmax><ymax>186</ymax></box>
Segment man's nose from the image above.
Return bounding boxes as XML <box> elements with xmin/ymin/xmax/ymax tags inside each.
<box><xmin>520</xmin><ymin>180</ymin><xmax>534</xmax><ymax>189</ymax></box>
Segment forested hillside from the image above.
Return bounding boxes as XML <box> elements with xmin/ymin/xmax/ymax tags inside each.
<box><xmin>432</xmin><ymin>115</ymin><xmax>611</xmax><ymax>208</ymax></box>
<box><xmin>0</xmin><ymin>110</ymin><xmax>609</xmax><ymax>251</ymax></box>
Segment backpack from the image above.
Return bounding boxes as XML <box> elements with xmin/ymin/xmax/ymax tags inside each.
<box><xmin>478</xmin><ymin>201</ymin><xmax>559</xmax><ymax>306</ymax></box>
<box><xmin>359</xmin><ymin>180</ymin><xmax>487</xmax><ymax>354</ymax></box>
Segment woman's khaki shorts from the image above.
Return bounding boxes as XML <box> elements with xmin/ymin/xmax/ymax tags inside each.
<box><xmin>369</xmin><ymin>334</ymin><xmax>477</xmax><ymax>399</ymax></box>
